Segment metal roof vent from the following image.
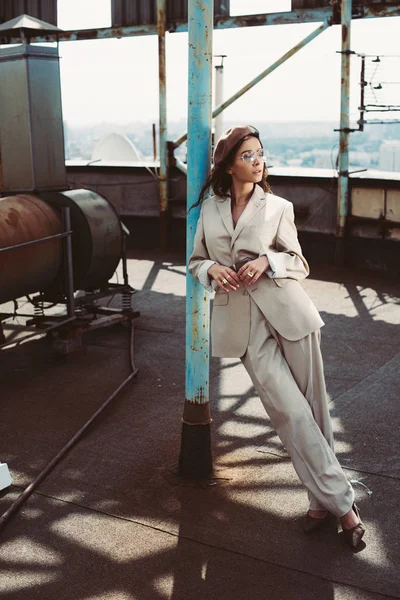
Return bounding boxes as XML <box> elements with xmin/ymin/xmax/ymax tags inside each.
<box><xmin>0</xmin><ymin>14</ymin><xmax>66</xmax><ymax>193</ymax></box>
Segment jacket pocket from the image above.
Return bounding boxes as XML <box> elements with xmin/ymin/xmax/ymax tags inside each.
<box><xmin>272</xmin><ymin>277</ymin><xmax>292</xmax><ymax>287</ymax></box>
<box><xmin>213</xmin><ymin>293</ymin><xmax>229</xmax><ymax>306</ymax></box>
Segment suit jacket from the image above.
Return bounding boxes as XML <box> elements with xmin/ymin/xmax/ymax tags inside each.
<box><xmin>188</xmin><ymin>184</ymin><xmax>324</xmax><ymax>357</ymax></box>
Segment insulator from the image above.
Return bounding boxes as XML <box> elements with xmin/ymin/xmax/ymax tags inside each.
<box><xmin>122</xmin><ymin>292</ymin><xmax>132</xmax><ymax>312</ymax></box>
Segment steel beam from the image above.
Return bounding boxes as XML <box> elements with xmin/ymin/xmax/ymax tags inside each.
<box><xmin>179</xmin><ymin>0</ymin><xmax>213</xmax><ymax>479</ymax></box>
<box><xmin>336</xmin><ymin>0</ymin><xmax>352</xmax><ymax>248</ymax></box>
<box><xmin>174</xmin><ymin>20</ymin><xmax>330</xmax><ymax>149</ymax></box>
<box><xmin>3</xmin><ymin>5</ymin><xmax>400</xmax><ymax>44</ymax></box>
<box><xmin>157</xmin><ymin>0</ymin><xmax>168</xmax><ymax>248</ymax></box>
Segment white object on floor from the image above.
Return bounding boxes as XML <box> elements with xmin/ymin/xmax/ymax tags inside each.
<box><xmin>0</xmin><ymin>463</ymin><xmax>12</xmax><ymax>491</ymax></box>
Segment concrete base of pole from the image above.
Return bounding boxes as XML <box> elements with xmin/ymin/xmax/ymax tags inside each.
<box><xmin>179</xmin><ymin>400</ymin><xmax>213</xmax><ymax>478</ymax></box>
<box><xmin>178</xmin><ymin>422</ymin><xmax>213</xmax><ymax>478</ymax></box>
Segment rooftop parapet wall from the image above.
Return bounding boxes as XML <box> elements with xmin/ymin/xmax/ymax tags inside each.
<box><xmin>65</xmin><ymin>164</ymin><xmax>400</xmax><ymax>242</ymax></box>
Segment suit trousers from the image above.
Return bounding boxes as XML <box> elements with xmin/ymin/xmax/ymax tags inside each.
<box><xmin>241</xmin><ymin>299</ymin><xmax>354</xmax><ymax>517</ymax></box>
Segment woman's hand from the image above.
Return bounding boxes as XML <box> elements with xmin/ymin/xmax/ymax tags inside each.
<box><xmin>208</xmin><ymin>263</ymin><xmax>241</xmax><ymax>292</ymax></box>
<box><xmin>237</xmin><ymin>256</ymin><xmax>269</xmax><ymax>285</ymax></box>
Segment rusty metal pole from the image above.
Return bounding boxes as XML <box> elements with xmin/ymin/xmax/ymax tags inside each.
<box><xmin>336</xmin><ymin>0</ymin><xmax>352</xmax><ymax>264</ymax></box>
<box><xmin>179</xmin><ymin>0</ymin><xmax>213</xmax><ymax>478</ymax></box>
<box><xmin>214</xmin><ymin>55</ymin><xmax>226</xmax><ymax>145</ymax></box>
<box><xmin>157</xmin><ymin>0</ymin><xmax>168</xmax><ymax>249</ymax></box>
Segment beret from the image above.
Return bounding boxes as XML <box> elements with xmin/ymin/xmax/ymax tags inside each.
<box><xmin>213</xmin><ymin>125</ymin><xmax>259</xmax><ymax>167</ymax></box>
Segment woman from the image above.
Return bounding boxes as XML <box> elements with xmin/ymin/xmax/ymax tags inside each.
<box><xmin>188</xmin><ymin>125</ymin><xmax>365</xmax><ymax>548</ymax></box>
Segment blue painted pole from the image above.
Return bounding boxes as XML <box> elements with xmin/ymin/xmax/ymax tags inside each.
<box><xmin>179</xmin><ymin>0</ymin><xmax>213</xmax><ymax>478</ymax></box>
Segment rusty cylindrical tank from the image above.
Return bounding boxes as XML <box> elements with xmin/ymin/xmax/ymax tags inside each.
<box><xmin>0</xmin><ymin>189</ymin><xmax>123</xmax><ymax>304</ymax></box>
<box><xmin>40</xmin><ymin>189</ymin><xmax>123</xmax><ymax>291</ymax></box>
<box><xmin>0</xmin><ymin>194</ymin><xmax>62</xmax><ymax>304</ymax></box>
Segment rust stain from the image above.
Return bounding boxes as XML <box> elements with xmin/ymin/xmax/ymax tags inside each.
<box><xmin>76</xmin><ymin>29</ymin><xmax>101</xmax><ymax>40</ymax></box>
<box><xmin>186</xmin><ymin>386</ymin><xmax>207</xmax><ymax>404</ymax></box>
<box><xmin>5</xmin><ymin>208</ymin><xmax>19</xmax><ymax>228</ymax></box>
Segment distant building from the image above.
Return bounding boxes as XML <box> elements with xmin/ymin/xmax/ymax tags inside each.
<box><xmin>349</xmin><ymin>151</ymin><xmax>373</xmax><ymax>169</ymax></box>
<box><xmin>379</xmin><ymin>141</ymin><xmax>400</xmax><ymax>172</ymax></box>
<box><xmin>313</xmin><ymin>151</ymin><xmax>334</xmax><ymax>169</ymax></box>
<box><xmin>91</xmin><ymin>133</ymin><xmax>142</xmax><ymax>162</ymax></box>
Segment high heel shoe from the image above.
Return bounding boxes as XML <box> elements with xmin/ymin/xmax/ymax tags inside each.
<box><xmin>342</xmin><ymin>503</ymin><xmax>365</xmax><ymax>548</ymax></box>
<box><xmin>303</xmin><ymin>511</ymin><xmax>330</xmax><ymax>534</ymax></box>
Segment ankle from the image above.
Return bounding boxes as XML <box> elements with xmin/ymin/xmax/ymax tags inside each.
<box><xmin>308</xmin><ymin>509</ymin><xmax>328</xmax><ymax>519</ymax></box>
<box><xmin>340</xmin><ymin>508</ymin><xmax>359</xmax><ymax>530</ymax></box>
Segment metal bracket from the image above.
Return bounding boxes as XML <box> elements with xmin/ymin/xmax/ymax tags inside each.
<box><xmin>334</xmin><ymin>128</ymin><xmax>359</xmax><ymax>133</ymax></box>
<box><xmin>338</xmin><ymin>168</ymin><xmax>368</xmax><ymax>177</ymax></box>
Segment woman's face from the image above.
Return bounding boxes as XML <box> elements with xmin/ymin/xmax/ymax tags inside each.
<box><xmin>227</xmin><ymin>136</ymin><xmax>265</xmax><ymax>185</ymax></box>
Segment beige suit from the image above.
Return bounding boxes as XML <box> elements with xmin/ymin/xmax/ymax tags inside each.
<box><xmin>189</xmin><ymin>185</ymin><xmax>324</xmax><ymax>357</ymax></box>
<box><xmin>188</xmin><ymin>185</ymin><xmax>354</xmax><ymax>517</ymax></box>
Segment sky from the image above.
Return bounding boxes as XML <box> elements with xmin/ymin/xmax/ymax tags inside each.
<box><xmin>56</xmin><ymin>0</ymin><xmax>400</xmax><ymax>128</ymax></box>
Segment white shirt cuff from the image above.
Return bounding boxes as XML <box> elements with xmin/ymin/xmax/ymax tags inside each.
<box><xmin>198</xmin><ymin>260</ymin><xmax>218</xmax><ymax>292</ymax></box>
<box><xmin>264</xmin><ymin>251</ymin><xmax>288</xmax><ymax>279</ymax></box>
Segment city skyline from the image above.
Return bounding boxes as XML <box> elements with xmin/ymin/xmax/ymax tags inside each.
<box><xmin>64</xmin><ymin>117</ymin><xmax>400</xmax><ymax>173</ymax></box>
<box><xmin>57</xmin><ymin>1</ymin><xmax>400</xmax><ymax>128</ymax></box>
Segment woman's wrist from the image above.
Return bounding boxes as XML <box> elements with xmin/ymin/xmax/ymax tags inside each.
<box><xmin>207</xmin><ymin>262</ymin><xmax>218</xmax><ymax>276</ymax></box>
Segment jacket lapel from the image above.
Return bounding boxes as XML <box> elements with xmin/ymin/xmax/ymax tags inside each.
<box><xmin>230</xmin><ymin>185</ymin><xmax>266</xmax><ymax>248</ymax></box>
<box><xmin>215</xmin><ymin>198</ymin><xmax>234</xmax><ymax>237</ymax></box>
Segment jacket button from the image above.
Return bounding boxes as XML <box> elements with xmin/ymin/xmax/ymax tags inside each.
<box><xmin>242</xmin><ymin>290</ymin><xmax>248</xmax><ymax>296</ymax></box>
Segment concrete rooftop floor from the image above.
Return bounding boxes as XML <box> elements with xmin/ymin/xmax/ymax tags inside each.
<box><xmin>0</xmin><ymin>249</ymin><xmax>399</xmax><ymax>600</ymax></box>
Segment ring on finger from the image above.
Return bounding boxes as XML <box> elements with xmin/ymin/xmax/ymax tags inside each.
<box><xmin>222</xmin><ymin>278</ymin><xmax>228</xmax><ymax>286</ymax></box>
<box><xmin>248</xmin><ymin>270</ymin><xmax>254</xmax><ymax>278</ymax></box>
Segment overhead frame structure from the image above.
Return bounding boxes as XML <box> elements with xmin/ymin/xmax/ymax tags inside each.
<box><xmin>2</xmin><ymin>3</ymin><xmax>400</xmax><ymax>42</ymax></box>
<box><xmin>1</xmin><ymin>1</ymin><xmax>400</xmax><ymax>249</ymax></box>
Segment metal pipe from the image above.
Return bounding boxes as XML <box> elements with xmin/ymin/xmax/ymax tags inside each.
<box><xmin>186</xmin><ymin>0</ymin><xmax>212</xmax><ymax>406</ymax></box>
<box><xmin>122</xmin><ymin>233</ymin><xmax>129</xmax><ymax>287</ymax></box>
<box><xmin>214</xmin><ymin>56</ymin><xmax>225</xmax><ymax>145</ymax></box>
<box><xmin>152</xmin><ymin>123</ymin><xmax>157</xmax><ymax>162</ymax></box>
<box><xmin>157</xmin><ymin>0</ymin><xmax>168</xmax><ymax>249</ymax></box>
<box><xmin>179</xmin><ymin>0</ymin><xmax>213</xmax><ymax>479</ymax></box>
<box><xmin>358</xmin><ymin>54</ymin><xmax>366</xmax><ymax>131</ymax></box>
<box><xmin>337</xmin><ymin>0</ymin><xmax>352</xmax><ymax>239</ymax></box>
<box><xmin>0</xmin><ymin>321</ymin><xmax>138</xmax><ymax>533</ymax></box>
<box><xmin>174</xmin><ymin>20</ymin><xmax>330</xmax><ymax>149</ymax></box>
<box><xmin>175</xmin><ymin>160</ymin><xmax>187</xmax><ymax>175</ymax></box>
<box><xmin>0</xmin><ymin>231</ymin><xmax>72</xmax><ymax>254</ymax></box>
<box><xmin>62</xmin><ymin>208</ymin><xmax>75</xmax><ymax>319</ymax></box>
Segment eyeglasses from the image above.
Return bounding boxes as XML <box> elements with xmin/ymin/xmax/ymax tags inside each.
<box><xmin>240</xmin><ymin>148</ymin><xmax>266</xmax><ymax>165</ymax></box>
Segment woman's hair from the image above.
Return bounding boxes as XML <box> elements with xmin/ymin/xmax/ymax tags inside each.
<box><xmin>189</xmin><ymin>133</ymin><xmax>272</xmax><ymax>211</ymax></box>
